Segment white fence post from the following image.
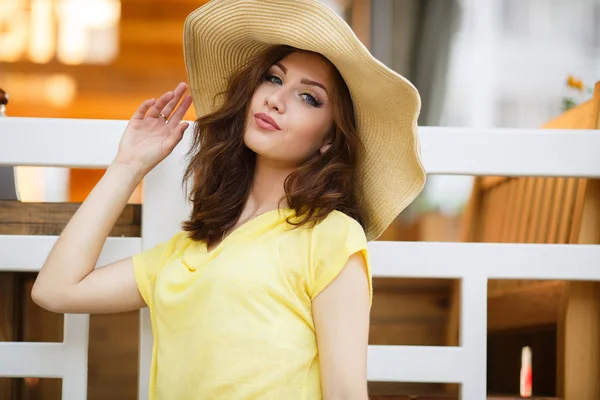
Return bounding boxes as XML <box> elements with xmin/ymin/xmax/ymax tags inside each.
<box><xmin>460</xmin><ymin>275</ymin><xmax>488</xmax><ymax>398</ymax></box>
<box><xmin>61</xmin><ymin>314</ymin><xmax>90</xmax><ymax>399</ymax></box>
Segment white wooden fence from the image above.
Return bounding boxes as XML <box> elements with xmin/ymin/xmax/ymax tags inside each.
<box><xmin>1</xmin><ymin>117</ymin><xmax>599</xmax><ymax>399</ymax></box>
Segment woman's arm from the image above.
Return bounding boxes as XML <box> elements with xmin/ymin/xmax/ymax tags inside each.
<box><xmin>31</xmin><ymin>82</ymin><xmax>192</xmax><ymax>314</ymax></box>
<box><xmin>312</xmin><ymin>252</ymin><xmax>371</xmax><ymax>400</ymax></box>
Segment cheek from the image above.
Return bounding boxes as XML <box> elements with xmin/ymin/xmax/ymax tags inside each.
<box><xmin>287</xmin><ymin>108</ymin><xmax>332</xmax><ymax>150</ymax></box>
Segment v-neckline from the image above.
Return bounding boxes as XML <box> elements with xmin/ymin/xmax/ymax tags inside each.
<box><xmin>205</xmin><ymin>207</ymin><xmax>291</xmax><ymax>255</ymax></box>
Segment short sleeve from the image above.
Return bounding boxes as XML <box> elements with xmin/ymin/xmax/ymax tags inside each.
<box><xmin>309</xmin><ymin>211</ymin><xmax>372</xmax><ymax>306</ymax></box>
<box><xmin>133</xmin><ymin>231</ymin><xmax>187</xmax><ymax>307</ymax></box>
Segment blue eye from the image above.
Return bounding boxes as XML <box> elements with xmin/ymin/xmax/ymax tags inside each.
<box><xmin>266</xmin><ymin>75</ymin><xmax>282</xmax><ymax>85</ymax></box>
<box><xmin>301</xmin><ymin>93</ymin><xmax>323</xmax><ymax>108</ymax></box>
<box><xmin>264</xmin><ymin>74</ymin><xmax>323</xmax><ymax>108</ymax></box>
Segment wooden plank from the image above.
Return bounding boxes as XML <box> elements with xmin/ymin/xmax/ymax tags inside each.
<box><xmin>0</xmin><ymin>201</ymin><xmax>141</xmax><ymax>237</ymax></box>
<box><xmin>500</xmin><ymin>178</ymin><xmax>517</xmax><ymax>242</ymax></box>
<box><xmin>494</xmin><ymin>180</ymin><xmax>510</xmax><ymax>242</ymax></box>
<box><xmin>444</xmin><ymin>279</ymin><xmax>460</xmax><ymax>347</ymax></box>
<box><xmin>0</xmin><ymin>201</ymin><xmax>140</xmax><ymax>226</ymax></box>
<box><xmin>516</xmin><ymin>178</ymin><xmax>535</xmax><ymax>243</ymax></box>
<box><xmin>546</xmin><ymin>178</ymin><xmax>566</xmax><ymax>243</ymax></box>
<box><xmin>372</xmin><ymin>278</ymin><xmax>453</xmax><ymax>290</ymax></box>
<box><xmin>562</xmin><ymin>282</ymin><xmax>600</xmax><ymax>400</ymax></box>
<box><xmin>483</xmin><ymin>184</ymin><xmax>504</xmax><ymax>242</ymax></box>
<box><xmin>536</xmin><ymin>178</ymin><xmax>555</xmax><ymax>243</ymax></box>
<box><xmin>370</xmin><ymin>285</ymin><xmax>450</xmax><ymax>347</ymax></box>
<box><xmin>557</xmin><ymin>178</ymin><xmax>577</xmax><ymax>244</ymax></box>
<box><xmin>526</xmin><ymin>178</ymin><xmax>545</xmax><ymax>243</ymax></box>
<box><xmin>508</xmin><ymin>178</ymin><xmax>527</xmax><ymax>242</ymax></box>
<box><xmin>479</xmin><ymin>190</ymin><xmax>492</xmax><ymax>241</ymax></box>
<box><xmin>488</xmin><ymin>281</ymin><xmax>564</xmax><ymax>332</ymax></box>
<box><xmin>0</xmin><ymin>223</ymin><xmax>140</xmax><ymax>237</ymax></box>
<box><xmin>369</xmin><ymin>321</ymin><xmax>446</xmax><ymax>347</ymax></box>
<box><xmin>567</xmin><ymin>179</ymin><xmax>588</xmax><ymax>244</ymax></box>
<box><xmin>371</xmin><ymin>290</ymin><xmax>449</xmax><ymax>321</ymax></box>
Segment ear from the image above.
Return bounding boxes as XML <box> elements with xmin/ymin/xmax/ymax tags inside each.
<box><xmin>319</xmin><ymin>139</ymin><xmax>333</xmax><ymax>155</ymax></box>
<box><xmin>319</xmin><ymin>130</ymin><xmax>335</xmax><ymax>154</ymax></box>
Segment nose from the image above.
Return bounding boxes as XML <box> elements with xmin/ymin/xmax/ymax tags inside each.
<box><xmin>264</xmin><ymin>90</ymin><xmax>285</xmax><ymax>113</ymax></box>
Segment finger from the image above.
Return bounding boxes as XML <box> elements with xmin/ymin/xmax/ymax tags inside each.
<box><xmin>167</xmin><ymin>95</ymin><xmax>193</xmax><ymax>126</ymax></box>
<box><xmin>164</xmin><ymin>122</ymin><xmax>189</xmax><ymax>150</ymax></box>
<box><xmin>160</xmin><ymin>82</ymin><xmax>188</xmax><ymax>119</ymax></box>
<box><xmin>146</xmin><ymin>91</ymin><xmax>175</xmax><ymax>119</ymax></box>
<box><xmin>132</xmin><ymin>98</ymin><xmax>156</xmax><ymax>120</ymax></box>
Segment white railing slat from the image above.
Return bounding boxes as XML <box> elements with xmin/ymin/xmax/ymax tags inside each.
<box><xmin>0</xmin><ymin>235</ymin><xmax>141</xmax><ymax>272</ymax></box>
<box><xmin>0</xmin><ymin>342</ymin><xmax>65</xmax><ymax>377</ymax></box>
<box><xmin>421</xmin><ymin>127</ymin><xmax>600</xmax><ymax>177</ymax></box>
<box><xmin>0</xmin><ymin>117</ymin><xmax>125</xmax><ymax>168</ymax></box>
<box><xmin>2</xmin><ymin>118</ymin><xmax>600</xmax><ymax>178</ymax></box>
<box><xmin>370</xmin><ymin>241</ymin><xmax>600</xmax><ymax>281</ymax></box>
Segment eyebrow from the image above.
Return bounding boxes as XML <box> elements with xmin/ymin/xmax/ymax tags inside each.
<box><xmin>274</xmin><ymin>62</ymin><xmax>329</xmax><ymax>94</ymax></box>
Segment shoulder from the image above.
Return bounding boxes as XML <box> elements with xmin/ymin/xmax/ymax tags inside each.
<box><xmin>308</xmin><ymin>210</ymin><xmax>372</xmax><ymax>303</ymax></box>
<box><xmin>309</xmin><ymin>210</ymin><xmax>368</xmax><ymax>256</ymax></box>
<box><xmin>312</xmin><ymin>210</ymin><xmax>366</xmax><ymax>241</ymax></box>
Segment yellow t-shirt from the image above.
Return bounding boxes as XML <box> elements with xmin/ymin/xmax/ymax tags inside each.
<box><xmin>133</xmin><ymin>208</ymin><xmax>371</xmax><ymax>400</ymax></box>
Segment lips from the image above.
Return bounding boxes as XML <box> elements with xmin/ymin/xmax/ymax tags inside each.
<box><xmin>254</xmin><ymin>113</ymin><xmax>281</xmax><ymax>130</ymax></box>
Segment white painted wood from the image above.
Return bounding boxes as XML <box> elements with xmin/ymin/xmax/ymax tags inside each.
<box><xmin>0</xmin><ymin>317</ymin><xmax>89</xmax><ymax>399</ymax></box>
<box><xmin>420</xmin><ymin>127</ymin><xmax>600</xmax><ymax>177</ymax></box>
<box><xmin>367</xmin><ymin>345</ymin><xmax>465</xmax><ymax>383</ymax></box>
<box><xmin>0</xmin><ymin>235</ymin><xmax>141</xmax><ymax>272</ymax></box>
<box><xmin>0</xmin><ymin>342</ymin><xmax>65</xmax><ymax>377</ymax></box>
<box><xmin>459</xmin><ymin>275</ymin><xmax>488</xmax><ymax>398</ymax></box>
<box><xmin>3</xmin><ymin>118</ymin><xmax>600</xmax><ymax>178</ymax></box>
<box><xmin>62</xmin><ymin>314</ymin><xmax>90</xmax><ymax>400</ymax></box>
<box><xmin>0</xmin><ymin>117</ymin><xmax>125</xmax><ymax>168</ymax></box>
<box><xmin>369</xmin><ymin>241</ymin><xmax>600</xmax><ymax>281</ymax></box>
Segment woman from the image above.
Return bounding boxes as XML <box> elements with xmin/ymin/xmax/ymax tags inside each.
<box><xmin>31</xmin><ymin>0</ymin><xmax>426</xmax><ymax>399</ymax></box>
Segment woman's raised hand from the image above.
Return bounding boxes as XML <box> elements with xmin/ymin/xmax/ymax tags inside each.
<box><xmin>113</xmin><ymin>82</ymin><xmax>194</xmax><ymax>178</ymax></box>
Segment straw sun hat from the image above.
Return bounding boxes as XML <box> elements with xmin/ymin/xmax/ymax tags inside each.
<box><xmin>183</xmin><ymin>0</ymin><xmax>426</xmax><ymax>241</ymax></box>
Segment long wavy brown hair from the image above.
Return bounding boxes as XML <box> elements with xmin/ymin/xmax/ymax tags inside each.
<box><xmin>181</xmin><ymin>45</ymin><xmax>364</xmax><ymax>244</ymax></box>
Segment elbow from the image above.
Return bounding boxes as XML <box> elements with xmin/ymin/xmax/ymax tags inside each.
<box><xmin>31</xmin><ymin>281</ymin><xmax>67</xmax><ymax>314</ymax></box>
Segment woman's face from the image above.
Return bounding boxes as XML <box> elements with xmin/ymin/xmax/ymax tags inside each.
<box><xmin>244</xmin><ymin>51</ymin><xmax>335</xmax><ymax>167</ymax></box>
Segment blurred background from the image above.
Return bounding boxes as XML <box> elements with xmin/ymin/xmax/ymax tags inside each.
<box><xmin>1</xmin><ymin>0</ymin><xmax>598</xmax><ymax>228</ymax></box>
<box><xmin>1</xmin><ymin>0</ymin><xmax>599</xmax><ymax>399</ymax></box>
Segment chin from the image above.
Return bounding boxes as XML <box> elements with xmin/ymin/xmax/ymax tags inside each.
<box><xmin>243</xmin><ymin>128</ymin><xmax>271</xmax><ymax>155</ymax></box>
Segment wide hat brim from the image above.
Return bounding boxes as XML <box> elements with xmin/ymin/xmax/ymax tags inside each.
<box><xmin>183</xmin><ymin>0</ymin><xmax>426</xmax><ymax>241</ymax></box>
